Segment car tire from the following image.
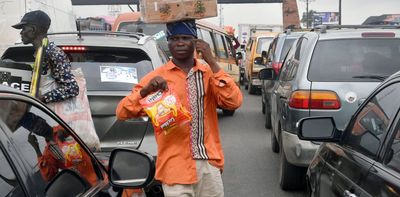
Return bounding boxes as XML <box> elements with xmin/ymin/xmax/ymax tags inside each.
<box><xmin>265</xmin><ymin>107</ymin><xmax>272</xmax><ymax>129</ymax></box>
<box><xmin>262</xmin><ymin>99</ymin><xmax>266</xmax><ymax>114</ymax></box>
<box><xmin>271</xmin><ymin>127</ymin><xmax>279</xmax><ymax>153</ymax></box>
<box><xmin>279</xmin><ymin>139</ymin><xmax>307</xmax><ymax>190</ymax></box>
<box><xmin>222</xmin><ymin>109</ymin><xmax>235</xmax><ymax>116</ymax></box>
<box><xmin>248</xmin><ymin>80</ymin><xmax>256</xmax><ymax>94</ymax></box>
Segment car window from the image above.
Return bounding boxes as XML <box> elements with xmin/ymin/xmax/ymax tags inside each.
<box><xmin>0</xmin><ymin>149</ymin><xmax>24</xmax><ymax>196</ymax></box>
<box><xmin>267</xmin><ymin>37</ymin><xmax>278</xmax><ymax>62</ymax></box>
<box><xmin>256</xmin><ymin>37</ymin><xmax>273</xmax><ymax>54</ymax></box>
<box><xmin>308</xmin><ymin>39</ymin><xmax>400</xmax><ymax>82</ymax></box>
<box><xmin>214</xmin><ymin>33</ymin><xmax>228</xmax><ymax>58</ymax></box>
<box><xmin>200</xmin><ymin>29</ymin><xmax>216</xmax><ymax>57</ymax></box>
<box><xmin>225</xmin><ymin>36</ymin><xmax>235</xmax><ymax>58</ymax></box>
<box><xmin>0</xmin><ymin>99</ymin><xmax>102</xmax><ymax>195</ymax></box>
<box><xmin>65</xmin><ymin>47</ymin><xmax>153</xmax><ymax>91</ymax></box>
<box><xmin>345</xmin><ymin>82</ymin><xmax>400</xmax><ymax>158</ymax></box>
<box><xmin>386</xmin><ymin>124</ymin><xmax>400</xmax><ymax>173</ymax></box>
<box><xmin>279</xmin><ymin>38</ymin><xmax>296</xmax><ymax>62</ymax></box>
<box><xmin>279</xmin><ymin>38</ymin><xmax>305</xmax><ymax>81</ymax></box>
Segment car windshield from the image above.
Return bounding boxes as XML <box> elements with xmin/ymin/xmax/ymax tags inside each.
<box><xmin>66</xmin><ymin>47</ymin><xmax>153</xmax><ymax>91</ymax></box>
<box><xmin>308</xmin><ymin>39</ymin><xmax>400</xmax><ymax>82</ymax></box>
<box><xmin>117</xmin><ymin>22</ymin><xmax>170</xmax><ymax>56</ymax></box>
<box><xmin>257</xmin><ymin>37</ymin><xmax>273</xmax><ymax>54</ymax></box>
<box><xmin>118</xmin><ymin>22</ymin><xmax>167</xmax><ymax>36</ymax></box>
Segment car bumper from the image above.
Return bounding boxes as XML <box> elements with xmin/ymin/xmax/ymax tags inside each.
<box><xmin>281</xmin><ymin>131</ymin><xmax>319</xmax><ymax>167</ymax></box>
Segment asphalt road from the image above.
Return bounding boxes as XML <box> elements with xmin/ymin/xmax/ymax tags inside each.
<box><xmin>218</xmin><ymin>88</ymin><xmax>306</xmax><ymax>197</ymax></box>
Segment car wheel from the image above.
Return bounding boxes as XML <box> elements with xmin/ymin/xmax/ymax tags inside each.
<box><xmin>222</xmin><ymin>109</ymin><xmax>235</xmax><ymax>116</ymax></box>
<box><xmin>265</xmin><ymin>108</ymin><xmax>272</xmax><ymax>129</ymax></box>
<box><xmin>262</xmin><ymin>99</ymin><xmax>266</xmax><ymax>114</ymax></box>
<box><xmin>248</xmin><ymin>80</ymin><xmax>256</xmax><ymax>94</ymax></box>
<box><xmin>279</xmin><ymin>141</ymin><xmax>307</xmax><ymax>190</ymax></box>
<box><xmin>270</xmin><ymin>127</ymin><xmax>279</xmax><ymax>153</ymax></box>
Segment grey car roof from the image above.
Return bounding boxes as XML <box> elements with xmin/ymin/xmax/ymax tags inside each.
<box><xmin>315</xmin><ymin>28</ymin><xmax>400</xmax><ymax>40</ymax></box>
<box><xmin>11</xmin><ymin>32</ymin><xmax>157</xmax><ymax>49</ymax></box>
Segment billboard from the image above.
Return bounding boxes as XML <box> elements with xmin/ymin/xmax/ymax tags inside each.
<box><xmin>71</xmin><ymin>0</ymin><xmax>283</xmax><ymax>5</ymax></box>
<box><xmin>313</xmin><ymin>12</ymin><xmax>339</xmax><ymax>25</ymax></box>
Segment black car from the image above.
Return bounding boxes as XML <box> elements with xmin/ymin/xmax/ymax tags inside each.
<box><xmin>298</xmin><ymin>70</ymin><xmax>400</xmax><ymax>197</ymax></box>
<box><xmin>0</xmin><ymin>84</ymin><xmax>155</xmax><ymax>197</ymax></box>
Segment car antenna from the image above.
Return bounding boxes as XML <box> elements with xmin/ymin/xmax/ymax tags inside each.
<box><xmin>76</xmin><ymin>20</ymin><xmax>83</xmax><ymax>41</ymax></box>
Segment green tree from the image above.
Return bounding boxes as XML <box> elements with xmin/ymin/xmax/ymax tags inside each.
<box><xmin>301</xmin><ymin>10</ymin><xmax>317</xmax><ymax>28</ymax></box>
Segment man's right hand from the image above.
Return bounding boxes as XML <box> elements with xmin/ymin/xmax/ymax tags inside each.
<box><xmin>140</xmin><ymin>76</ymin><xmax>168</xmax><ymax>97</ymax></box>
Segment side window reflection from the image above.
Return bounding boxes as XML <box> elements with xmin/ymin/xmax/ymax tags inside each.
<box><xmin>0</xmin><ymin>150</ymin><xmax>24</xmax><ymax>196</ymax></box>
<box><xmin>346</xmin><ymin>83</ymin><xmax>400</xmax><ymax>158</ymax></box>
<box><xmin>0</xmin><ymin>99</ymin><xmax>100</xmax><ymax>194</ymax></box>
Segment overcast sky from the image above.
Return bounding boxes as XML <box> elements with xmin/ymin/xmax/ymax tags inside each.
<box><xmin>72</xmin><ymin>0</ymin><xmax>400</xmax><ymax>31</ymax></box>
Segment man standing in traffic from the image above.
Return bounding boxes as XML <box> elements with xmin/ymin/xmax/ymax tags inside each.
<box><xmin>116</xmin><ymin>20</ymin><xmax>243</xmax><ymax>196</ymax></box>
<box><xmin>12</xmin><ymin>10</ymin><xmax>79</xmax><ymax>103</ymax></box>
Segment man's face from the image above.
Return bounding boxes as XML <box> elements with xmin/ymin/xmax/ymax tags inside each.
<box><xmin>168</xmin><ymin>35</ymin><xmax>195</xmax><ymax>60</ymax></box>
<box><xmin>19</xmin><ymin>24</ymin><xmax>36</xmax><ymax>45</ymax></box>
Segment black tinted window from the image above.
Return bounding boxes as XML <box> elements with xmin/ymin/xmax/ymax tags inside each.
<box><xmin>308</xmin><ymin>39</ymin><xmax>400</xmax><ymax>82</ymax></box>
<box><xmin>346</xmin><ymin>82</ymin><xmax>400</xmax><ymax>158</ymax></box>
<box><xmin>0</xmin><ymin>149</ymin><xmax>24</xmax><ymax>196</ymax></box>
<box><xmin>66</xmin><ymin>47</ymin><xmax>153</xmax><ymax>91</ymax></box>
<box><xmin>0</xmin><ymin>99</ymin><xmax>101</xmax><ymax>193</ymax></box>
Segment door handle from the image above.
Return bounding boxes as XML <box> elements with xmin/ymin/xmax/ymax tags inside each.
<box><xmin>343</xmin><ymin>190</ymin><xmax>357</xmax><ymax>197</ymax></box>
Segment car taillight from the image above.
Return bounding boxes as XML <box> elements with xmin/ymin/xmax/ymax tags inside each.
<box><xmin>289</xmin><ymin>90</ymin><xmax>341</xmax><ymax>110</ymax></box>
<box><xmin>271</xmin><ymin>62</ymin><xmax>282</xmax><ymax>74</ymax></box>
<box><xmin>361</xmin><ymin>32</ymin><xmax>395</xmax><ymax>38</ymax></box>
<box><xmin>61</xmin><ymin>46</ymin><xmax>86</xmax><ymax>51</ymax></box>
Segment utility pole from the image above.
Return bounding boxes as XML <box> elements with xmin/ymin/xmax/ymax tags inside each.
<box><xmin>219</xmin><ymin>4</ymin><xmax>224</xmax><ymax>27</ymax></box>
<box><xmin>300</xmin><ymin>0</ymin><xmax>315</xmax><ymax>28</ymax></box>
<box><xmin>338</xmin><ymin>0</ymin><xmax>342</xmax><ymax>25</ymax></box>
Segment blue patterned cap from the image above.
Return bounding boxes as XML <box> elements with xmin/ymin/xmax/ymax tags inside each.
<box><xmin>166</xmin><ymin>20</ymin><xmax>197</xmax><ymax>38</ymax></box>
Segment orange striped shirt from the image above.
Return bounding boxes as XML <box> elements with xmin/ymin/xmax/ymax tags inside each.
<box><xmin>116</xmin><ymin>59</ymin><xmax>243</xmax><ymax>185</ymax></box>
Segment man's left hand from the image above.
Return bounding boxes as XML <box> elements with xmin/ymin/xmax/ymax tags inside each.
<box><xmin>194</xmin><ymin>39</ymin><xmax>220</xmax><ymax>73</ymax></box>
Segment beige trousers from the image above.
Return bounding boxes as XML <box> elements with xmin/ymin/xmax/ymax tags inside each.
<box><xmin>162</xmin><ymin>160</ymin><xmax>224</xmax><ymax>197</ymax></box>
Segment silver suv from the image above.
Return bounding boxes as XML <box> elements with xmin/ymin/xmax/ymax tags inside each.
<box><xmin>260</xmin><ymin>25</ymin><xmax>400</xmax><ymax>190</ymax></box>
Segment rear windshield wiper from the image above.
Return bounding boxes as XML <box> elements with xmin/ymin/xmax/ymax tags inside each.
<box><xmin>352</xmin><ymin>75</ymin><xmax>388</xmax><ymax>81</ymax></box>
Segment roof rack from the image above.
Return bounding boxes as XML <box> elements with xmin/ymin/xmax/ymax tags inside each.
<box><xmin>47</xmin><ymin>31</ymin><xmax>144</xmax><ymax>40</ymax></box>
<box><xmin>314</xmin><ymin>25</ymin><xmax>400</xmax><ymax>33</ymax></box>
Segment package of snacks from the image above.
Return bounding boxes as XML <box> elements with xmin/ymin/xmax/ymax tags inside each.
<box><xmin>140</xmin><ymin>89</ymin><xmax>191</xmax><ymax>135</ymax></box>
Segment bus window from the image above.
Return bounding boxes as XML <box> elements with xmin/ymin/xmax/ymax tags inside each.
<box><xmin>200</xmin><ymin>29</ymin><xmax>216</xmax><ymax>57</ymax></box>
<box><xmin>215</xmin><ymin>33</ymin><xmax>228</xmax><ymax>59</ymax></box>
<box><xmin>225</xmin><ymin>36</ymin><xmax>235</xmax><ymax>58</ymax></box>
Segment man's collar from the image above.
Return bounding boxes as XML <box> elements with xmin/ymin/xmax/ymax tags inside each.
<box><xmin>166</xmin><ymin>59</ymin><xmax>207</xmax><ymax>72</ymax></box>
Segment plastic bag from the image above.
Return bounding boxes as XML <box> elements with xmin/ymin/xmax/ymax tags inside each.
<box><xmin>40</xmin><ymin>68</ymin><xmax>101</xmax><ymax>151</ymax></box>
<box><xmin>140</xmin><ymin>89</ymin><xmax>191</xmax><ymax>135</ymax></box>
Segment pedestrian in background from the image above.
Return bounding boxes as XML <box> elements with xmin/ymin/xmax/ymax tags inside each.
<box><xmin>116</xmin><ymin>19</ymin><xmax>243</xmax><ymax>197</ymax></box>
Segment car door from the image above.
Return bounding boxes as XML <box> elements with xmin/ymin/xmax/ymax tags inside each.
<box><xmin>360</xmin><ymin>97</ymin><xmax>400</xmax><ymax>196</ymax></box>
<box><xmin>0</xmin><ymin>144</ymin><xmax>25</xmax><ymax>196</ymax></box>
<box><xmin>0</xmin><ymin>96</ymin><xmax>109</xmax><ymax>196</ymax></box>
<box><xmin>318</xmin><ymin>82</ymin><xmax>400</xmax><ymax>197</ymax></box>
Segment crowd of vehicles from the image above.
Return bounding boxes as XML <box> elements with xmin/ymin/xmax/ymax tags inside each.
<box><xmin>2</xmin><ymin>2</ymin><xmax>400</xmax><ymax>195</ymax></box>
<box><xmin>259</xmin><ymin>24</ymin><xmax>400</xmax><ymax>193</ymax></box>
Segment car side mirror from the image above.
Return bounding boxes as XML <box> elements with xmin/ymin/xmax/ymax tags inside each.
<box><xmin>236</xmin><ymin>52</ymin><xmax>243</xmax><ymax>60</ymax></box>
<box><xmin>258</xmin><ymin>68</ymin><xmax>275</xmax><ymax>80</ymax></box>
<box><xmin>45</xmin><ymin>169</ymin><xmax>89</xmax><ymax>197</ymax></box>
<box><xmin>108</xmin><ymin>148</ymin><xmax>155</xmax><ymax>188</ymax></box>
<box><xmin>297</xmin><ymin>117</ymin><xmax>341</xmax><ymax>142</ymax></box>
<box><xmin>254</xmin><ymin>57</ymin><xmax>263</xmax><ymax>65</ymax></box>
